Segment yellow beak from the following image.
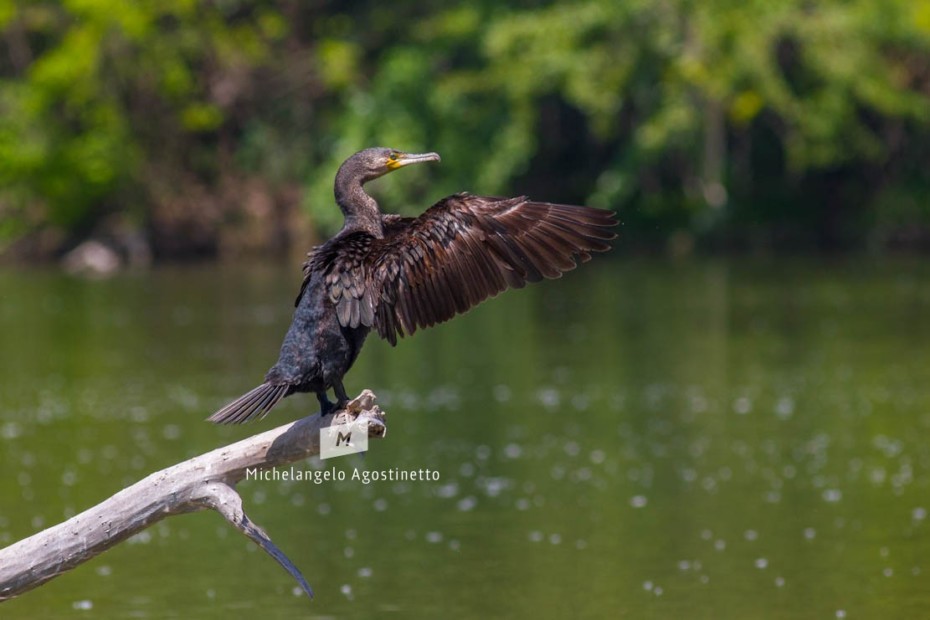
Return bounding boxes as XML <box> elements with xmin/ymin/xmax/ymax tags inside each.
<box><xmin>386</xmin><ymin>151</ymin><xmax>441</xmax><ymax>171</ymax></box>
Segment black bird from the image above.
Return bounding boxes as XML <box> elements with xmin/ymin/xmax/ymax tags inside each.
<box><xmin>208</xmin><ymin>147</ymin><xmax>617</xmax><ymax>424</ymax></box>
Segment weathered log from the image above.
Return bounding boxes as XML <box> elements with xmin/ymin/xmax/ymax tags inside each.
<box><xmin>0</xmin><ymin>390</ymin><xmax>387</xmax><ymax>602</ymax></box>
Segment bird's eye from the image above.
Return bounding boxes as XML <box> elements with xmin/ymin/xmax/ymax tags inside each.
<box><xmin>389</xmin><ymin>152</ymin><xmax>398</xmax><ymax>161</ymax></box>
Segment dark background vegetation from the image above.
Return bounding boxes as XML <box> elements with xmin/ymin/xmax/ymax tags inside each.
<box><xmin>2</xmin><ymin>0</ymin><xmax>929</xmax><ymax>261</ymax></box>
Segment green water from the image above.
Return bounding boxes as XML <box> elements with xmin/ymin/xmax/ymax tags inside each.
<box><xmin>2</xmin><ymin>259</ymin><xmax>930</xmax><ymax>618</ymax></box>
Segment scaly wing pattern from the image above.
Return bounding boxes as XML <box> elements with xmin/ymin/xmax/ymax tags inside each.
<box><xmin>298</xmin><ymin>233</ymin><xmax>378</xmax><ymax>329</ymax></box>
<box><xmin>368</xmin><ymin>194</ymin><xmax>617</xmax><ymax>345</ymax></box>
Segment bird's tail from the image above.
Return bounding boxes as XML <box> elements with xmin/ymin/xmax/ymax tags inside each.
<box><xmin>207</xmin><ymin>382</ymin><xmax>289</xmax><ymax>425</ymax></box>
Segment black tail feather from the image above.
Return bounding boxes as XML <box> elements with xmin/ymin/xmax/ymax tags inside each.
<box><xmin>207</xmin><ymin>383</ymin><xmax>289</xmax><ymax>425</ymax></box>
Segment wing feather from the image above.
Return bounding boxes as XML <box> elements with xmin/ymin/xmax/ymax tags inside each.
<box><xmin>370</xmin><ymin>194</ymin><xmax>617</xmax><ymax>344</ymax></box>
<box><xmin>298</xmin><ymin>233</ymin><xmax>378</xmax><ymax>332</ymax></box>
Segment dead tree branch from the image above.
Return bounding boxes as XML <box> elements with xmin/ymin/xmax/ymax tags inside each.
<box><xmin>0</xmin><ymin>390</ymin><xmax>387</xmax><ymax>602</ymax></box>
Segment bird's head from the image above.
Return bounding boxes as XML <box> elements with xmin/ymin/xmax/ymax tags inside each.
<box><xmin>341</xmin><ymin>147</ymin><xmax>442</xmax><ymax>184</ymax></box>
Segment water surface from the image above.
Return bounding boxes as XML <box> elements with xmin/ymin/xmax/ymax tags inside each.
<box><xmin>1</xmin><ymin>259</ymin><xmax>929</xmax><ymax>618</ymax></box>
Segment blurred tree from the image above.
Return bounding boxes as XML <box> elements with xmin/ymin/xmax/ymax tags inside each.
<box><xmin>297</xmin><ymin>0</ymin><xmax>930</xmax><ymax>251</ymax></box>
<box><xmin>1</xmin><ymin>0</ymin><xmax>930</xmax><ymax>258</ymax></box>
<box><xmin>0</xmin><ymin>0</ymin><xmax>288</xmax><ymax>256</ymax></box>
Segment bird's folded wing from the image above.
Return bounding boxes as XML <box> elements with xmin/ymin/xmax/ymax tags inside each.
<box><xmin>369</xmin><ymin>194</ymin><xmax>618</xmax><ymax>345</ymax></box>
<box><xmin>316</xmin><ymin>233</ymin><xmax>378</xmax><ymax>329</ymax></box>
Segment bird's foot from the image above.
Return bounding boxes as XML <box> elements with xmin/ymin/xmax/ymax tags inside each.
<box><xmin>317</xmin><ymin>387</ymin><xmax>350</xmax><ymax>417</ymax></box>
<box><xmin>317</xmin><ymin>393</ymin><xmax>336</xmax><ymax>417</ymax></box>
<box><xmin>320</xmin><ymin>400</ymin><xmax>352</xmax><ymax>417</ymax></box>
<box><xmin>333</xmin><ymin>382</ymin><xmax>350</xmax><ymax>414</ymax></box>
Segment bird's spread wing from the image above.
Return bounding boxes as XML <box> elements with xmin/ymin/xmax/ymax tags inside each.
<box><xmin>369</xmin><ymin>193</ymin><xmax>617</xmax><ymax>345</ymax></box>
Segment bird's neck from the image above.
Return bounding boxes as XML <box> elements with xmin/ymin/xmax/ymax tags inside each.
<box><xmin>335</xmin><ymin>173</ymin><xmax>383</xmax><ymax>238</ymax></box>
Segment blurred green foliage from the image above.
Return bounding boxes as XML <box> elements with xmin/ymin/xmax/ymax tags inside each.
<box><xmin>1</xmin><ymin>0</ymin><xmax>930</xmax><ymax>257</ymax></box>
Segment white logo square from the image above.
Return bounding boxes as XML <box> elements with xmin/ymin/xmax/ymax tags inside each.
<box><xmin>320</xmin><ymin>420</ymin><xmax>369</xmax><ymax>460</ymax></box>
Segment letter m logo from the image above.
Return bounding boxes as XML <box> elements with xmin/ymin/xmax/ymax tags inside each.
<box><xmin>321</xmin><ymin>421</ymin><xmax>368</xmax><ymax>459</ymax></box>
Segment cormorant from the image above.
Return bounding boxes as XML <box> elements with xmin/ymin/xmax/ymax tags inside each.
<box><xmin>208</xmin><ymin>147</ymin><xmax>617</xmax><ymax>424</ymax></box>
